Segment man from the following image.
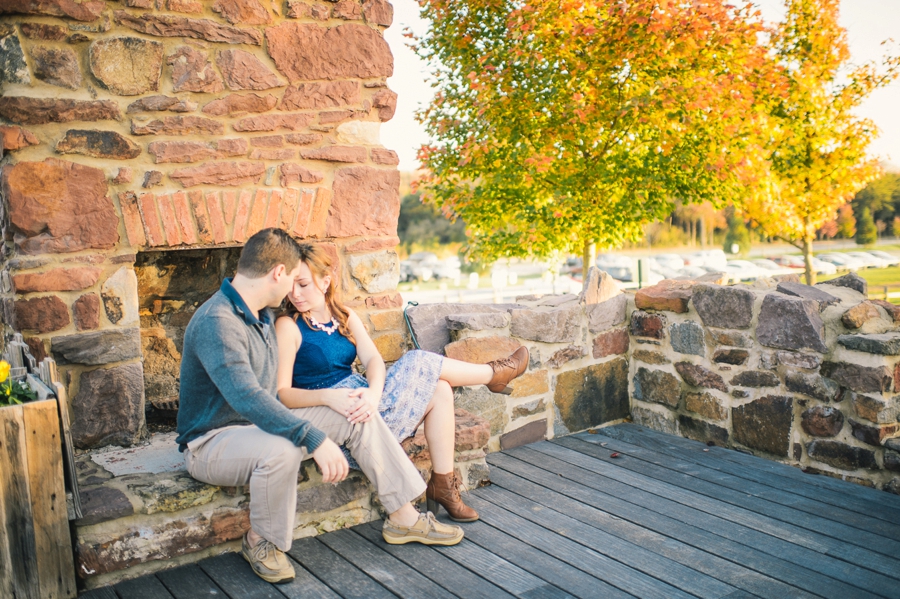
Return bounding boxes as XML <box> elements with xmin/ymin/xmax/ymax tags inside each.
<box><xmin>176</xmin><ymin>228</ymin><xmax>463</xmax><ymax>584</ymax></box>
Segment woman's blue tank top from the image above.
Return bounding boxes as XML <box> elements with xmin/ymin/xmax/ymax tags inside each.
<box><xmin>291</xmin><ymin>316</ymin><xmax>357</xmax><ymax>390</ymax></box>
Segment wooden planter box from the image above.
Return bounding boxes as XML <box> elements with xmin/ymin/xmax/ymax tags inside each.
<box><xmin>0</xmin><ymin>399</ymin><xmax>76</xmax><ymax>599</ymax></box>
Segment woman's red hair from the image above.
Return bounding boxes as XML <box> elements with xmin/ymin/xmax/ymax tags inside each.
<box><xmin>283</xmin><ymin>243</ymin><xmax>356</xmax><ymax>345</ymax></box>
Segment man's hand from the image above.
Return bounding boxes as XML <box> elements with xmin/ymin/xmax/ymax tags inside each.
<box><xmin>311</xmin><ymin>438</ymin><xmax>349</xmax><ymax>484</ymax></box>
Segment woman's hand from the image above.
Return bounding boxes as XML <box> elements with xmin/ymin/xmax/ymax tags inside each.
<box><xmin>346</xmin><ymin>387</ymin><xmax>381</xmax><ymax>424</ymax></box>
<box><xmin>323</xmin><ymin>388</ymin><xmax>357</xmax><ymax>416</ymax></box>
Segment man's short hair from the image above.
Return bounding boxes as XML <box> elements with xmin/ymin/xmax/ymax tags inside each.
<box><xmin>237</xmin><ymin>228</ymin><xmax>303</xmax><ymax>278</ymax></box>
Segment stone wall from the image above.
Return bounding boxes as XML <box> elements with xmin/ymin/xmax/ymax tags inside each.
<box><xmin>407</xmin><ymin>269</ymin><xmax>900</xmax><ymax>496</ymax></box>
<box><xmin>407</xmin><ymin>269</ymin><xmax>632</xmax><ymax>451</ymax></box>
<box><xmin>0</xmin><ymin>0</ymin><xmax>405</xmax><ymax>449</ymax></box>
<box><xmin>629</xmin><ymin>273</ymin><xmax>900</xmax><ymax>494</ymax></box>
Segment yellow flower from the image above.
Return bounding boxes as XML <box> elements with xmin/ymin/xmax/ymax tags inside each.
<box><xmin>0</xmin><ymin>361</ymin><xmax>9</xmax><ymax>384</ymax></box>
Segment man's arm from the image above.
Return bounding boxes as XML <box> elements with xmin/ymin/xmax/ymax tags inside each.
<box><xmin>195</xmin><ymin>316</ymin><xmax>327</xmax><ymax>452</ymax></box>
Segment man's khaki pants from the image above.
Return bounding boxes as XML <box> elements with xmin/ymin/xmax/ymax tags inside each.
<box><xmin>183</xmin><ymin>406</ymin><xmax>427</xmax><ymax>551</ymax></box>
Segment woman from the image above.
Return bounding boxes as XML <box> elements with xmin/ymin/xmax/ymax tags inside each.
<box><xmin>274</xmin><ymin>243</ymin><xmax>528</xmax><ymax>522</ymax></box>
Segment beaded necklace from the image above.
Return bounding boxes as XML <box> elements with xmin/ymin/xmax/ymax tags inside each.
<box><xmin>307</xmin><ymin>313</ymin><xmax>338</xmax><ymax>335</ymax></box>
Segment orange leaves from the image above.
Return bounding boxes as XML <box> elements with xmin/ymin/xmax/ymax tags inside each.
<box><xmin>524</xmin><ymin>154</ymin><xmax>553</xmax><ymax>173</ymax></box>
<box><xmin>413</xmin><ymin>0</ymin><xmax>805</xmax><ymax>262</ymax></box>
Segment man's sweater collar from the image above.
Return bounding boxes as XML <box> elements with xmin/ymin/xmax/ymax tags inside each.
<box><xmin>220</xmin><ymin>277</ymin><xmax>273</xmax><ymax>327</ymax></box>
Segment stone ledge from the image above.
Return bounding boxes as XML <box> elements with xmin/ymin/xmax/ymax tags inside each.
<box><xmin>74</xmin><ymin>409</ymin><xmax>489</xmax><ymax>588</ymax></box>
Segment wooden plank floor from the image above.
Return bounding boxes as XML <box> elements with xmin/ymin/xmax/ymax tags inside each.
<box><xmin>80</xmin><ymin>424</ymin><xmax>900</xmax><ymax>599</ymax></box>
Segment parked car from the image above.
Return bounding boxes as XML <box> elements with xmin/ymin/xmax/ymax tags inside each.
<box><xmin>673</xmin><ymin>265</ymin><xmax>711</xmax><ymax>279</ymax></box>
<box><xmin>400</xmin><ymin>252</ymin><xmax>439</xmax><ymax>282</ymax></box>
<box><xmin>866</xmin><ymin>250</ymin><xmax>900</xmax><ymax>266</ymax></box>
<box><xmin>811</xmin><ymin>258</ymin><xmax>838</xmax><ymax>275</ymax></box>
<box><xmin>846</xmin><ymin>251</ymin><xmax>890</xmax><ymax>269</ymax></box>
<box><xmin>644</xmin><ymin>263</ymin><xmax>680</xmax><ymax>281</ymax></box>
<box><xmin>683</xmin><ymin>249</ymin><xmax>728</xmax><ymax>271</ymax></box>
<box><xmin>751</xmin><ymin>259</ymin><xmax>795</xmax><ymax>276</ymax></box>
<box><xmin>643</xmin><ymin>254</ymin><xmax>684</xmax><ymax>280</ymax></box>
<box><xmin>596</xmin><ymin>254</ymin><xmax>634</xmax><ymax>281</ymax></box>
<box><xmin>817</xmin><ymin>253</ymin><xmax>864</xmax><ymax>271</ymax></box>
<box><xmin>724</xmin><ymin>260</ymin><xmax>763</xmax><ymax>281</ymax></box>
<box><xmin>399</xmin><ymin>262</ymin><xmax>417</xmax><ymax>282</ymax></box>
<box><xmin>434</xmin><ymin>256</ymin><xmax>462</xmax><ymax>280</ymax></box>
<box><xmin>400</xmin><ymin>261</ymin><xmax>433</xmax><ymax>282</ymax></box>
<box><xmin>771</xmin><ymin>254</ymin><xmax>838</xmax><ymax>275</ymax></box>
<box><xmin>561</xmin><ymin>256</ymin><xmax>583</xmax><ymax>276</ymax></box>
<box><xmin>651</xmin><ymin>254</ymin><xmax>686</xmax><ymax>271</ymax></box>
<box><xmin>772</xmin><ymin>254</ymin><xmax>805</xmax><ymax>268</ymax></box>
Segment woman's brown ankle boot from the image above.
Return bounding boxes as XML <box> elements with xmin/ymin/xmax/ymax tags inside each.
<box><xmin>486</xmin><ymin>346</ymin><xmax>529</xmax><ymax>395</ymax></box>
<box><xmin>425</xmin><ymin>471</ymin><xmax>479</xmax><ymax>522</ymax></box>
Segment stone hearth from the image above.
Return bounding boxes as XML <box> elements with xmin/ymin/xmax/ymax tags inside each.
<box><xmin>73</xmin><ymin>410</ymin><xmax>490</xmax><ymax>589</ymax></box>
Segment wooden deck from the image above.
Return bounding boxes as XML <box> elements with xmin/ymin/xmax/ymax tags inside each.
<box><xmin>80</xmin><ymin>424</ymin><xmax>900</xmax><ymax>599</ymax></box>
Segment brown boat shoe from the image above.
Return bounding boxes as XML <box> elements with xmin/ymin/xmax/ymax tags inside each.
<box><xmin>382</xmin><ymin>511</ymin><xmax>464</xmax><ymax>546</ymax></box>
<box><xmin>241</xmin><ymin>533</ymin><xmax>295</xmax><ymax>584</ymax></box>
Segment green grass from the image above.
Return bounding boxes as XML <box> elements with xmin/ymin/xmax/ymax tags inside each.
<box><xmin>861</xmin><ymin>243</ymin><xmax>900</xmax><ymax>252</ymax></box>
<box><xmin>769</xmin><ymin>247</ymin><xmax>900</xmax><ymax>294</ymax></box>
<box><xmin>818</xmin><ymin>266</ymin><xmax>900</xmax><ymax>301</ymax></box>
<box><xmin>851</xmin><ymin>267</ymin><xmax>900</xmax><ymax>287</ymax></box>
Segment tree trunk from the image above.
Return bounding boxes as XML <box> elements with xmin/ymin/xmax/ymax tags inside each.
<box><xmin>582</xmin><ymin>239</ymin><xmax>596</xmax><ymax>281</ymax></box>
<box><xmin>802</xmin><ymin>216</ymin><xmax>816</xmax><ymax>285</ymax></box>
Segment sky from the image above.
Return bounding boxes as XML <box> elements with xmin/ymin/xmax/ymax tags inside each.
<box><xmin>381</xmin><ymin>0</ymin><xmax>900</xmax><ymax>173</ymax></box>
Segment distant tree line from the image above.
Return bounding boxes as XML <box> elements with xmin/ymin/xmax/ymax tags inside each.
<box><xmin>852</xmin><ymin>172</ymin><xmax>900</xmax><ymax>240</ymax></box>
<box><xmin>397</xmin><ymin>192</ymin><xmax>466</xmax><ymax>255</ymax></box>
<box><xmin>398</xmin><ymin>171</ymin><xmax>898</xmax><ymax>256</ymax></box>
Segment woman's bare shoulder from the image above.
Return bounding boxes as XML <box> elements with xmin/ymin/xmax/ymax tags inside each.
<box><xmin>275</xmin><ymin>314</ymin><xmax>300</xmax><ymax>335</ymax></box>
<box><xmin>275</xmin><ymin>314</ymin><xmax>295</xmax><ymax>325</ymax></box>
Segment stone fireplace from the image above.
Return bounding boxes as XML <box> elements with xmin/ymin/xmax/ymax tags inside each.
<box><xmin>0</xmin><ymin>0</ymin><xmax>406</xmax><ymax>450</ymax></box>
<box><xmin>136</xmin><ymin>247</ymin><xmax>241</xmax><ymax>418</ymax></box>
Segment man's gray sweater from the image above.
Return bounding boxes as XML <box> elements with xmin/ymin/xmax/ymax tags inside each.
<box><xmin>175</xmin><ymin>278</ymin><xmax>327</xmax><ymax>453</ymax></box>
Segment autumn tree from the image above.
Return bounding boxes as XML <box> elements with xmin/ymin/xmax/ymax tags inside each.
<box><xmin>739</xmin><ymin>0</ymin><xmax>898</xmax><ymax>284</ymax></box>
<box><xmin>837</xmin><ymin>204</ymin><xmax>857</xmax><ymax>239</ymax></box>
<box><xmin>397</xmin><ymin>193</ymin><xmax>467</xmax><ymax>253</ymax></box>
<box><xmin>818</xmin><ymin>203</ymin><xmax>855</xmax><ymax>239</ymax></box>
<box><xmin>856</xmin><ymin>207</ymin><xmax>877</xmax><ymax>245</ymax></box>
<box><xmin>817</xmin><ymin>218</ymin><xmax>838</xmax><ymax>240</ymax></box>
<box><xmin>724</xmin><ymin>211</ymin><xmax>752</xmax><ymax>256</ymax></box>
<box><xmin>673</xmin><ymin>202</ymin><xmax>723</xmax><ymax>248</ymax></box>
<box><xmin>413</xmin><ymin>0</ymin><xmax>776</xmax><ymax>274</ymax></box>
<box><xmin>853</xmin><ymin>171</ymin><xmax>900</xmax><ymax>232</ymax></box>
